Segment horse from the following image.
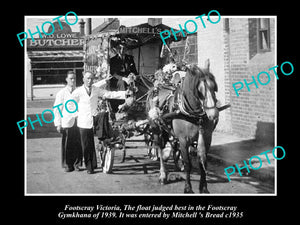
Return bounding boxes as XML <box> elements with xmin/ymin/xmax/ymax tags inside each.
<box><xmin>146</xmin><ymin>60</ymin><xmax>219</xmax><ymax>193</ymax></box>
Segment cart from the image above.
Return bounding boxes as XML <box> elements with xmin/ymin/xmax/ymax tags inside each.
<box><xmin>83</xmin><ymin>19</ymin><xmax>189</xmax><ymax>173</ymax></box>
<box><xmin>83</xmin><ymin>28</ymin><xmax>157</xmax><ymax>173</ymax></box>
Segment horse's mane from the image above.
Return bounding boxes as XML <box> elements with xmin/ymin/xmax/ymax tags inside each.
<box><xmin>187</xmin><ymin>64</ymin><xmax>218</xmax><ymax>92</ymax></box>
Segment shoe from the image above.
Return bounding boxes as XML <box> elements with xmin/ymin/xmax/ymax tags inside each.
<box><xmin>87</xmin><ymin>170</ymin><xmax>94</xmax><ymax>174</ymax></box>
<box><xmin>65</xmin><ymin>167</ymin><xmax>74</xmax><ymax>172</ymax></box>
<box><xmin>74</xmin><ymin>166</ymin><xmax>81</xmax><ymax>171</ymax></box>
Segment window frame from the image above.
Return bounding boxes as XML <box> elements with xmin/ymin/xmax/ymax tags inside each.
<box><xmin>257</xmin><ymin>18</ymin><xmax>271</xmax><ymax>52</ymax></box>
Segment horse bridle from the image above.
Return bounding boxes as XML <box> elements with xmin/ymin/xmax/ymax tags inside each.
<box><xmin>200</xmin><ymin>79</ymin><xmax>218</xmax><ymax>111</ymax></box>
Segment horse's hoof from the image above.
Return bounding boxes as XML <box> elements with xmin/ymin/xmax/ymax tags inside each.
<box><xmin>184</xmin><ymin>188</ymin><xmax>194</xmax><ymax>194</ymax></box>
<box><xmin>200</xmin><ymin>189</ymin><xmax>210</xmax><ymax>194</ymax></box>
<box><xmin>158</xmin><ymin>178</ymin><xmax>168</xmax><ymax>185</ymax></box>
<box><xmin>200</xmin><ymin>183</ymin><xmax>210</xmax><ymax>193</ymax></box>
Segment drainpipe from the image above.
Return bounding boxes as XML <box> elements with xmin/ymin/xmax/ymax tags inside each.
<box><xmin>79</xmin><ymin>19</ymin><xmax>85</xmax><ymax>36</ymax></box>
<box><xmin>85</xmin><ymin>18</ymin><xmax>92</xmax><ymax>35</ymax></box>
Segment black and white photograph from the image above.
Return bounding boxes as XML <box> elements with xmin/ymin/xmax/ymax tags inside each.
<box><xmin>14</xmin><ymin>7</ymin><xmax>298</xmax><ymax>225</ymax></box>
<box><xmin>24</xmin><ymin>15</ymin><xmax>276</xmax><ymax>195</ymax></box>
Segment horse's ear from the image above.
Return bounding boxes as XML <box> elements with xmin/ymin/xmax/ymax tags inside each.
<box><xmin>204</xmin><ymin>59</ymin><xmax>210</xmax><ymax>72</ymax></box>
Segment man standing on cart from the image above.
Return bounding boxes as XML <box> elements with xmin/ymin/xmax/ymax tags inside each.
<box><xmin>108</xmin><ymin>44</ymin><xmax>138</xmax><ymax>91</ymax></box>
<box><xmin>72</xmin><ymin>71</ymin><xmax>130</xmax><ymax>174</ymax></box>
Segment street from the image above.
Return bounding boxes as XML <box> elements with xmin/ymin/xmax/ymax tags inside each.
<box><xmin>26</xmin><ymin>102</ymin><xmax>275</xmax><ymax>195</ymax></box>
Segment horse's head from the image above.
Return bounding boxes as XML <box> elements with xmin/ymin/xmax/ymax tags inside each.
<box><xmin>188</xmin><ymin>60</ymin><xmax>219</xmax><ymax>121</ymax></box>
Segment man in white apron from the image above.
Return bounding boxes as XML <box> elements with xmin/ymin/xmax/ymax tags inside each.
<box><xmin>54</xmin><ymin>71</ymin><xmax>82</xmax><ymax>172</ymax></box>
<box><xmin>72</xmin><ymin>71</ymin><xmax>127</xmax><ymax>174</ymax></box>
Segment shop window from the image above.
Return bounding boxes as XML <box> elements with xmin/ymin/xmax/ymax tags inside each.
<box><xmin>31</xmin><ymin>61</ymin><xmax>83</xmax><ymax>85</ymax></box>
<box><xmin>257</xmin><ymin>18</ymin><xmax>270</xmax><ymax>52</ymax></box>
<box><xmin>33</xmin><ymin>69</ymin><xmax>70</xmax><ymax>85</ymax></box>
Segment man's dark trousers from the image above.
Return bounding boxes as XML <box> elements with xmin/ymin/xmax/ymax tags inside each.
<box><xmin>61</xmin><ymin>122</ymin><xmax>82</xmax><ymax>170</ymax></box>
<box><xmin>79</xmin><ymin>128</ymin><xmax>97</xmax><ymax>172</ymax></box>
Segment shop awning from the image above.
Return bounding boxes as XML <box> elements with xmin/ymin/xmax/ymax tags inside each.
<box><xmin>86</xmin><ymin>20</ymin><xmax>185</xmax><ymax>50</ymax></box>
<box><xmin>27</xmin><ymin>50</ymin><xmax>85</xmax><ymax>58</ymax></box>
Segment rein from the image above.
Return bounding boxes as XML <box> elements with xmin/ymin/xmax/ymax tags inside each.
<box><xmin>117</xmin><ymin>75</ymin><xmax>152</xmax><ymax>114</ymax></box>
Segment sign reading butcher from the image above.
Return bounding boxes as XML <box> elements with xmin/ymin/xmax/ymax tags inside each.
<box><xmin>27</xmin><ymin>33</ymin><xmax>84</xmax><ymax>49</ymax></box>
<box><xmin>26</xmin><ymin>20</ymin><xmax>84</xmax><ymax>50</ymax></box>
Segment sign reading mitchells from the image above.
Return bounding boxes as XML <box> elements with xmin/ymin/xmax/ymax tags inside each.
<box><xmin>118</xmin><ymin>25</ymin><xmax>164</xmax><ymax>34</ymax></box>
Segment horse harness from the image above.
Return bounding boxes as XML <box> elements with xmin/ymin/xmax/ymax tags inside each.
<box><xmin>155</xmin><ymin>84</ymin><xmax>209</xmax><ymax>127</ymax></box>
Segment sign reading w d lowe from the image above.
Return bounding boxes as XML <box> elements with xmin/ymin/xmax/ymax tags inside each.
<box><xmin>27</xmin><ymin>32</ymin><xmax>84</xmax><ymax>49</ymax></box>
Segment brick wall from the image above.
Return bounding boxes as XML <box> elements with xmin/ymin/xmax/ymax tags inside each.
<box><xmin>223</xmin><ymin>18</ymin><xmax>233</xmax><ymax>133</ymax></box>
<box><xmin>197</xmin><ymin>17</ymin><xmax>276</xmax><ymax>140</ymax></box>
<box><xmin>228</xmin><ymin>18</ymin><xmax>275</xmax><ymax>140</ymax></box>
<box><xmin>227</xmin><ymin>18</ymin><xmax>252</xmax><ymax>136</ymax></box>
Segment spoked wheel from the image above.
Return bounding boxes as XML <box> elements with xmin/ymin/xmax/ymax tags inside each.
<box><xmin>144</xmin><ymin>133</ymin><xmax>159</xmax><ymax>161</ymax></box>
<box><xmin>148</xmin><ymin>142</ymin><xmax>159</xmax><ymax>161</ymax></box>
<box><xmin>98</xmin><ymin>142</ymin><xmax>115</xmax><ymax>174</ymax></box>
<box><xmin>102</xmin><ymin>147</ymin><xmax>115</xmax><ymax>174</ymax></box>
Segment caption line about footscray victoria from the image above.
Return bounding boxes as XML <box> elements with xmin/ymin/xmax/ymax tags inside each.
<box><xmin>58</xmin><ymin>203</ymin><xmax>244</xmax><ymax>220</ymax></box>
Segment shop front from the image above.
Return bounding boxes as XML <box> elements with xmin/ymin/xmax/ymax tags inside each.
<box><xmin>26</xmin><ymin>21</ymin><xmax>85</xmax><ymax>100</ymax></box>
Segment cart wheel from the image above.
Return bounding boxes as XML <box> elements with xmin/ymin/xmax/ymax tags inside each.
<box><xmin>102</xmin><ymin>146</ymin><xmax>115</xmax><ymax>174</ymax></box>
<box><xmin>120</xmin><ymin>146</ymin><xmax>126</xmax><ymax>163</ymax></box>
<box><xmin>149</xmin><ymin>144</ymin><xmax>159</xmax><ymax>161</ymax></box>
<box><xmin>97</xmin><ymin>142</ymin><xmax>104</xmax><ymax>168</ymax></box>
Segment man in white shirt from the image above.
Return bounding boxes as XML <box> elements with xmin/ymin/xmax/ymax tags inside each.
<box><xmin>53</xmin><ymin>71</ymin><xmax>82</xmax><ymax>172</ymax></box>
<box><xmin>72</xmin><ymin>71</ymin><xmax>127</xmax><ymax>174</ymax></box>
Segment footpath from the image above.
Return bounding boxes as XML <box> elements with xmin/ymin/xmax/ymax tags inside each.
<box><xmin>208</xmin><ymin>132</ymin><xmax>275</xmax><ymax>185</ymax></box>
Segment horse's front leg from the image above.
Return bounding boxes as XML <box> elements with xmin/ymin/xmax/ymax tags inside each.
<box><xmin>120</xmin><ymin>136</ymin><xmax>126</xmax><ymax>163</ymax></box>
<box><xmin>171</xmin><ymin>140</ymin><xmax>183</xmax><ymax>171</ymax></box>
<box><xmin>197</xmin><ymin>132</ymin><xmax>210</xmax><ymax>194</ymax></box>
<box><xmin>158</xmin><ymin>146</ymin><xmax>168</xmax><ymax>184</ymax></box>
<box><xmin>152</xmin><ymin>134</ymin><xmax>167</xmax><ymax>184</ymax></box>
<box><xmin>120</xmin><ymin>147</ymin><xmax>126</xmax><ymax>163</ymax></box>
<box><xmin>180</xmin><ymin>139</ymin><xmax>194</xmax><ymax>193</ymax></box>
